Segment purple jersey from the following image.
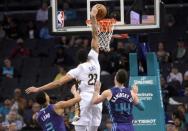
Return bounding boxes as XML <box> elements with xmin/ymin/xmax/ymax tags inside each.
<box><xmin>37</xmin><ymin>104</ymin><xmax>66</xmax><ymax>131</ymax></box>
<box><xmin>107</xmin><ymin>87</ymin><xmax>134</xmax><ymax>124</ymax></box>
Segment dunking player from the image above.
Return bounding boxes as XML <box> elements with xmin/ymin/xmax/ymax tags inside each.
<box><xmin>33</xmin><ymin>85</ymin><xmax>80</xmax><ymax>131</ymax></box>
<box><xmin>26</xmin><ymin>6</ymin><xmax>102</xmax><ymax>131</ymax></box>
<box><xmin>92</xmin><ymin>69</ymin><xmax>145</xmax><ymax>131</ymax></box>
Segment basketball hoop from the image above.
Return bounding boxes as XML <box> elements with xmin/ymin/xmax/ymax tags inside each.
<box><xmin>86</xmin><ymin>19</ymin><xmax>116</xmax><ymax>52</ymax></box>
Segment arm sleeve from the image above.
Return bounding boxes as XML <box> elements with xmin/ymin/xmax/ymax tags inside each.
<box><xmin>67</xmin><ymin>65</ymin><xmax>82</xmax><ymax>79</ymax></box>
<box><xmin>88</xmin><ymin>49</ymin><xmax>99</xmax><ymax>64</ymax></box>
<box><xmin>135</xmin><ymin>100</ymin><xmax>145</xmax><ymax>111</ymax></box>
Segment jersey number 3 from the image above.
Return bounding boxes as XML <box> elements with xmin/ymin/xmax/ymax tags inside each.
<box><xmin>88</xmin><ymin>74</ymin><xmax>97</xmax><ymax>85</ymax></box>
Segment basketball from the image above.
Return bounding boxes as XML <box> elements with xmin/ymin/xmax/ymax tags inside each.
<box><xmin>93</xmin><ymin>4</ymin><xmax>107</xmax><ymax>20</ymax></box>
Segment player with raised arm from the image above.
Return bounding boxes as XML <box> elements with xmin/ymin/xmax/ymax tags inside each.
<box><xmin>92</xmin><ymin>69</ymin><xmax>145</xmax><ymax>131</ymax></box>
<box><xmin>26</xmin><ymin>5</ymin><xmax>102</xmax><ymax>131</ymax></box>
<box><xmin>33</xmin><ymin>85</ymin><xmax>81</xmax><ymax>131</ymax></box>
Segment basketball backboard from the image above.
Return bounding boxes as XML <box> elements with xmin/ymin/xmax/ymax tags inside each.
<box><xmin>49</xmin><ymin>0</ymin><xmax>163</xmax><ymax>35</ymax></box>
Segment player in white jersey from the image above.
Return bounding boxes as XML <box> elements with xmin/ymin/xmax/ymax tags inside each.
<box><xmin>26</xmin><ymin>6</ymin><xmax>102</xmax><ymax>131</ymax></box>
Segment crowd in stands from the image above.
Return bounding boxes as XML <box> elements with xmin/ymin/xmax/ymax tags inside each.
<box><xmin>0</xmin><ymin>1</ymin><xmax>188</xmax><ymax>131</ymax></box>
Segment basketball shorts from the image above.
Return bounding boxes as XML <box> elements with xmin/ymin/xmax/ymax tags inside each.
<box><xmin>72</xmin><ymin>92</ymin><xmax>102</xmax><ymax>126</ymax></box>
<box><xmin>112</xmin><ymin>123</ymin><xmax>134</xmax><ymax>131</ymax></box>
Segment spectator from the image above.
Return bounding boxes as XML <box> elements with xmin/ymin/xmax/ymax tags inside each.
<box><xmin>2</xmin><ymin>111</ymin><xmax>25</xmax><ymax>130</ymax></box>
<box><xmin>23</xmin><ymin>102</ymin><xmax>40</xmax><ymax>127</ymax></box>
<box><xmin>54</xmin><ymin>47</ymin><xmax>67</xmax><ymax>66</ymax></box>
<box><xmin>2</xmin><ymin>15</ymin><xmax>20</xmax><ymax>39</ymax></box>
<box><xmin>39</xmin><ymin>22</ymin><xmax>53</xmax><ymax>39</ymax></box>
<box><xmin>11</xmin><ymin>88</ymin><xmax>27</xmax><ymax>116</ymax></box>
<box><xmin>0</xmin><ymin>114</ymin><xmax>3</xmax><ymax>130</ymax></box>
<box><xmin>54</xmin><ymin>66</ymin><xmax>66</xmax><ymax>81</ymax></box>
<box><xmin>166</xmin><ymin>66</ymin><xmax>184</xmax><ymax>104</ymax></box>
<box><xmin>156</xmin><ymin>42</ymin><xmax>170</xmax><ymax>63</ymax></box>
<box><xmin>99</xmin><ymin>53</ymin><xmax>111</xmax><ymax>75</ymax></box>
<box><xmin>183</xmin><ymin>70</ymin><xmax>188</xmax><ymax>96</ymax></box>
<box><xmin>0</xmin><ymin>58</ymin><xmax>16</xmax><ymax>79</ymax></box>
<box><xmin>174</xmin><ymin>117</ymin><xmax>185</xmax><ymax>131</ymax></box>
<box><xmin>25</xmin><ymin>99</ymin><xmax>34</xmax><ymax>110</ymax></box>
<box><xmin>173</xmin><ymin>39</ymin><xmax>188</xmax><ymax>61</ymax></box>
<box><xmin>82</xmin><ymin>38</ymin><xmax>90</xmax><ymax>50</ymax></box>
<box><xmin>2</xmin><ymin>15</ymin><xmax>11</xmax><ymax>36</ymax></box>
<box><xmin>177</xmin><ymin>105</ymin><xmax>188</xmax><ymax>125</ymax></box>
<box><xmin>63</xmin><ymin>2</ymin><xmax>76</xmax><ymax>20</ymax></box>
<box><xmin>166</xmin><ymin>14</ymin><xmax>175</xmax><ymax>28</ymax></box>
<box><xmin>0</xmin><ymin>24</ymin><xmax>6</xmax><ymax>39</ymax></box>
<box><xmin>8</xmin><ymin>20</ymin><xmax>20</xmax><ymax>39</ymax></box>
<box><xmin>10</xmin><ymin>38</ymin><xmax>30</xmax><ymax>58</ymax></box>
<box><xmin>59</xmin><ymin>36</ymin><xmax>69</xmax><ymax>48</ymax></box>
<box><xmin>0</xmin><ymin>99</ymin><xmax>12</xmax><ymax>119</ymax></box>
<box><xmin>36</xmin><ymin>3</ymin><xmax>48</xmax><ymax>22</ymax></box>
<box><xmin>172</xmin><ymin>110</ymin><xmax>187</xmax><ymax>131</ymax></box>
<box><xmin>184</xmin><ymin>70</ymin><xmax>188</xmax><ymax>81</ymax></box>
<box><xmin>26</xmin><ymin>21</ymin><xmax>37</xmax><ymax>39</ymax></box>
<box><xmin>160</xmin><ymin>75</ymin><xmax>168</xmax><ymax>109</ymax></box>
<box><xmin>108</xmin><ymin>50</ymin><xmax>119</xmax><ymax>73</ymax></box>
<box><xmin>21</xmin><ymin>100</ymin><xmax>41</xmax><ymax>130</ymax></box>
<box><xmin>167</xmin><ymin>66</ymin><xmax>183</xmax><ymax>85</ymax></box>
<box><xmin>0</xmin><ymin>114</ymin><xmax>3</xmax><ymax>123</ymax></box>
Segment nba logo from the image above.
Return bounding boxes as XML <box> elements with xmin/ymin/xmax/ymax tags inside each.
<box><xmin>57</xmin><ymin>11</ymin><xmax>64</xmax><ymax>29</ymax></box>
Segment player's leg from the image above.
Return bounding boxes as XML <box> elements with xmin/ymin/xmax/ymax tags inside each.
<box><xmin>89</xmin><ymin>103</ymin><xmax>102</xmax><ymax>131</ymax></box>
<box><xmin>73</xmin><ymin>99</ymin><xmax>92</xmax><ymax>131</ymax></box>
<box><xmin>87</xmin><ymin>126</ymin><xmax>98</xmax><ymax>131</ymax></box>
<box><xmin>75</xmin><ymin>125</ymin><xmax>87</xmax><ymax>131</ymax></box>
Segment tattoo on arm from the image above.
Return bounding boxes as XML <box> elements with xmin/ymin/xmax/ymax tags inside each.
<box><xmin>91</xmin><ymin>15</ymin><xmax>98</xmax><ymax>39</ymax></box>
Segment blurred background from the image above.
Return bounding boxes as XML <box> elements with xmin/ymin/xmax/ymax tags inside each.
<box><xmin>0</xmin><ymin>0</ymin><xmax>188</xmax><ymax>131</ymax></box>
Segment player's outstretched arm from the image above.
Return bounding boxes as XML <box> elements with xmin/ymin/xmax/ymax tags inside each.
<box><xmin>54</xmin><ymin>85</ymin><xmax>81</xmax><ymax>109</ymax></box>
<box><xmin>25</xmin><ymin>74</ymin><xmax>73</xmax><ymax>94</ymax></box>
<box><xmin>131</xmin><ymin>85</ymin><xmax>145</xmax><ymax>111</ymax></box>
<box><xmin>90</xmin><ymin>5</ymin><xmax>99</xmax><ymax>53</ymax></box>
<box><xmin>92</xmin><ymin>81</ymin><xmax>111</xmax><ymax>104</ymax></box>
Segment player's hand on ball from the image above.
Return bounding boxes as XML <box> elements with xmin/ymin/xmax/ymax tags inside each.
<box><xmin>91</xmin><ymin>5</ymin><xmax>98</xmax><ymax>17</ymax></box>
<box><xmin>25</xmin><ymin>86</ymin><xmax>40</xmax><ymax>94</ymax></box>
<box><xmin>94</xmin><ymin>81</ymin><xmax>101</xmax><ymax>93</ymax></box>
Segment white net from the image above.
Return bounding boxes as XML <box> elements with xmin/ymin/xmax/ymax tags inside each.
<box><xmin>97</xmin><ymin>26</ymin><xmax>114</xmax><ymax>52</ymax></box>
<box><xmin>86</xmin><ymin>19</ymin><xmax>116</xmax><ymax>52</ymax></box>
<box><xmin>97</xmin><ymin>19</ymin><xmax>116</xmax><ymax>52</ymax></box>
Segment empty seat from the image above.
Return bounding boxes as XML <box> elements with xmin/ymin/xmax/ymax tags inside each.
<box><xmin>37</xmin><ymin>66</ymin><xmax>58</xmax><ymax>78</ymax></box>
<box><xmin>19</xmin><ymin>76</ymin><xmax>37</xmax><ymax>89</ymax></box>
<box><xmin>12</xmin><ymin>57</ymin><xmax>24</xmax><ymax>70</ymax></box>
<box><xmin>0</xmin><ymin>78</ymin><xmax>18</xmax><ymax>98</ymax></box>
<box><xmin>23</xmin><ymin>57</ymin><xmax>40</xmax><ymax>68</ymax></box>
<box><xmin>2</xmin><ymin>39</ymin><xmax>17</xmax><ymax>57</ymax></box>
<box><xmin>21</xmin><ymin>66</ymin><xmax>38</xmax><ymax>78</ymax></box>
<box><xmin>25</xmin><ymin>39</ymin><xmax>37</xmax><ymax>51</ymax></box>
<box><xmin>39</xmin><ymin>57</ymin><xmax>54</xmax><ymax>67</ymax></box>
<box><xmin>36</xmin><ymin>39</ymin><xmax>55</xmax><ymax>56</ymax></box>
<box><xmin>37</xmin><ymin>75</ymin><xmax>54</xmax><ymax>86</ymax></box>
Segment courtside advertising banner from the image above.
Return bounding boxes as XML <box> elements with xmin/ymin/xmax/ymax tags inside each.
<box><xmin>129</xmin><ymin>76</ymin><xmax>165</xmax><ymax>131</ymax></box>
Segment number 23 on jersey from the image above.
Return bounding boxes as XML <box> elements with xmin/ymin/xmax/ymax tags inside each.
<box><xmin>88</xmin><ymin>74</ymin><xmax>97</xmax><ymax>85</ymax></box>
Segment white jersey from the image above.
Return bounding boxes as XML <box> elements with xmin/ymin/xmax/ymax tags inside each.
<box><xmin>67</xmin><ymin>49</ymin><xmax>102</xmax><ymax>127</ymax></box>
<box><xmin>68</xmin><ymin>49</ymin><xmax>100</xmax><ymax>93</ymax></box>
